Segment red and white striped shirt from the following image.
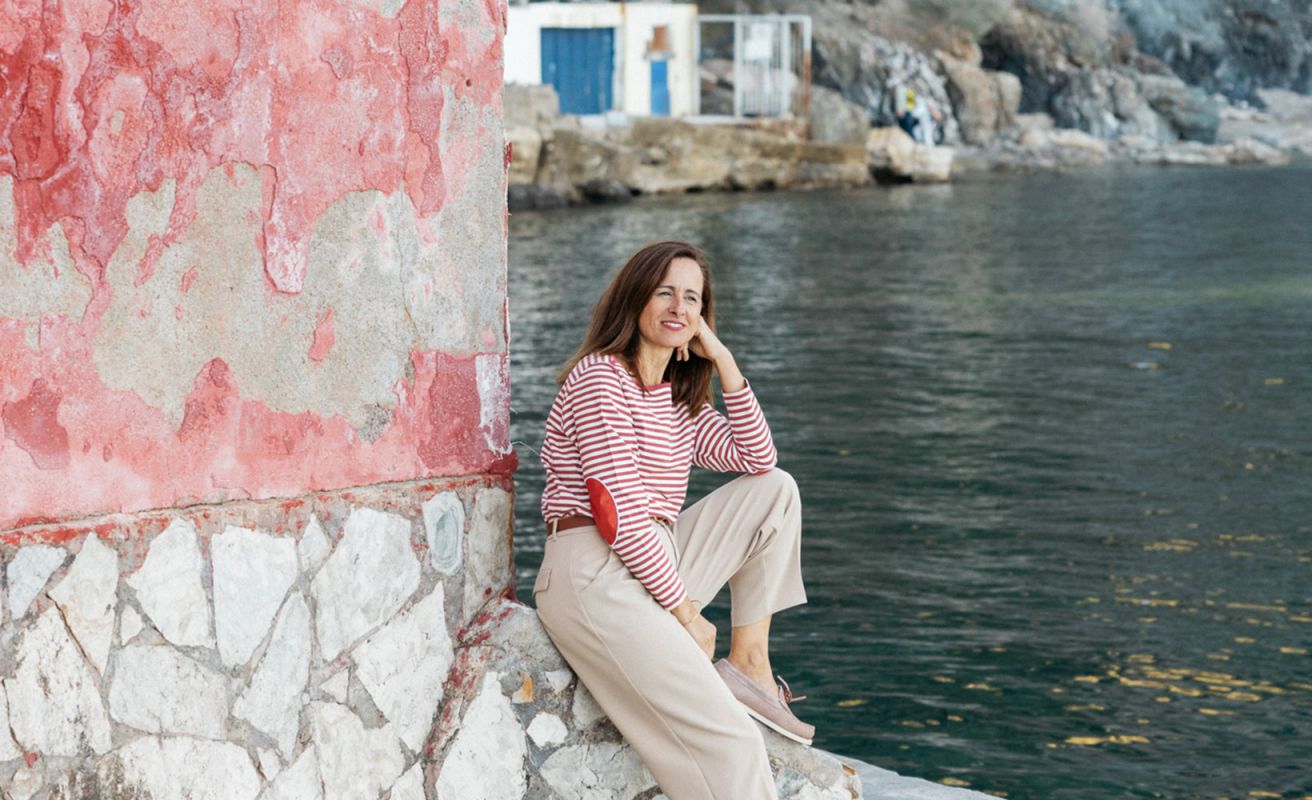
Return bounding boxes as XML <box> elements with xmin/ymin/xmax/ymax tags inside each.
<box><xmin>540</xmin><ymin>353</ymin><xmax>778</xmax><ymax>609</ymax></box>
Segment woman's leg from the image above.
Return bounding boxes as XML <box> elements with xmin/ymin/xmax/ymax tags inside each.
<box><xmin>673</xmin><ymin>468</ymin><xmax>806</xmax><ymax>696</ymax></box>
<box><xmin>728</xmin><ymin>615</ymin><xmax>774</xmax><ymax>694</ymax></box>
<box><xmin>535</xmin><ymin>526</ymin><xmax>777</xmax><ymax>800</ymax></box>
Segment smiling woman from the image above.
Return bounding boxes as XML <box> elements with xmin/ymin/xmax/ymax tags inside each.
<box><xmin>532</xmin><ymin>241</ymin><xmax>813</xmax><ymax>799</ymax></box>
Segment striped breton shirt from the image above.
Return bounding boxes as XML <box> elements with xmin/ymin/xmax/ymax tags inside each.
<box><xmin>540</xmin><ymin>353</ymin><xmax>777</xmax><ymax>610</ymax></box>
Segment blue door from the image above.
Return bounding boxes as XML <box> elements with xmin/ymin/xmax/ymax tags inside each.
<box><xmin>541</xmin><ymin>27</ymin><xmax>614</xmax><ymax>115</ymax></box>
<box><xmin>650</xmin><ymin>60</ymin><xmax>670</xmax><ymax>116</ymax></box>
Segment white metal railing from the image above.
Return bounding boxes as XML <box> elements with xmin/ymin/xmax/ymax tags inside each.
<box><xmin>697</xmin><ymin>14</ymin><xmax>811</xmax><ymax>118</ymax></box>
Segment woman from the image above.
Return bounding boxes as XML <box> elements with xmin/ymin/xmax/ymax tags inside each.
<box><xmin>533</xmin><ymin>241</ymin><xmax>812</xmax><ymax>799</ymax></box>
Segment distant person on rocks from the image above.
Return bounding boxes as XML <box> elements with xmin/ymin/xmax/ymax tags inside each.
<box><xmin>533</xmin><ymin>240</ymin><xmax>812</xmax><ymax>799</ymax></box>
<box><xmin>895</xmin><ymin>86</ymin><xmax>939</xmax><ymax>145</ymax></box>
<box><xmin>896</xmin><ymin>86</ymin><xmax>920</xmax><ymax>139</ymax></box>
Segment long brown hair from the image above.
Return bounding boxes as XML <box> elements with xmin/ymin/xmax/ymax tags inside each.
<box><xmin>559</xmin><ymin>241</ymin><xmax>716</xmax><ymax>416</ymax></box>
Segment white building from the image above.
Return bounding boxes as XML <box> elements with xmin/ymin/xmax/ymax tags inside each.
<box><xmin>504</xmin><ymin>3</ymin><xmax>699</xmax><ymax>117</ymax></box>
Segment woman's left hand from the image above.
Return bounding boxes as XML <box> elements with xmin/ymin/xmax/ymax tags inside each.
<box><xmin>678</xmin><ymin>318</ymin><xmax>746</xmax><ymax>392</ymax></box>
<box><xmin>678</xmin><ymin>317</ymin><xmax>729</xmax><ymax>364</ymax></box>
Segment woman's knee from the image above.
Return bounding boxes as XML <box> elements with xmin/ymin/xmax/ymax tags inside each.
<box><xmin>752</xmin><ymin>467</ymin><xmax>799</xmax><ymax>502</ymax></box>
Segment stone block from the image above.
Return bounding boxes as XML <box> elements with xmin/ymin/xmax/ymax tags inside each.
<box><xmin>540</xmin><ymin>742</ymin><xmax>656</xmax><ymax>799</ymax></box>
<box><xmin>126</xmin><ymin>519</ymin><xmax>213</xmax><ymax>648</ymax></box>
<box><xmin>310</xmin><ymin>702</ymin><xmax>406</xmax><ymax>798</ymax></box>
<box><xmin>4</xmin><ymin>609</ymin><xmax>112</xmax><ymax>756</ymax></box>
<box><xmin>311</xmin><ymin>507</ymin><xmax>420</xmax><ymax>660</ymax></box>
<box><xmin>424</xmin><ymin>491</ymin><xmax>465</xmax><ymax>575</ymax></box>
<box><xmin>436</xmin><ymin>671</ymin><xmax>528</xmax><ymax>800</ymax></box>
<box><xmin>353</xmin><ymin>585</ymin><xmax>455</xmax><ymax>751</ymax></box>
<box><xmin>7</xmin><ymin>544</ymin><xmax>67</xmax><ymax>619</ymax></box>
<box><xmin>108</xmin><ymin>644</ymin><xmax>229</xmax><ymax>738</ymax></box>
<box><xmin>527</xmin><ymin>712</ymin><xmax>568</xmax><ymax>748</ymax></box>
<box><xmin>106</xmin><ymin>736</ymin><xmax>261</xmax><ymax>800</ymax></box>
<box><xmin>463</xmin><ymin>487</ymin><xmax>512</xmax><ymax>622</ymax></box>
<box><xmin>233</xmin><ymin>593</ymin><xmax>311</xmax><ymax>759</ymax></box>
<box><xmin>572</xmin><ymin>683</ymin><xmax>608</xmax><ymax>730</ymax></box>
<box><xmin>212</xmin><ymin>526</ymin><xmax>298</xmax><ymax>668</ymax></box>
<box><xmin>48</xmin><ymin>535</ymin><xmax>117</xmax><ymax>673</ymax></box>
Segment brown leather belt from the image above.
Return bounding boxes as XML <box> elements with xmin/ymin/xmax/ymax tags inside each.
<box><xmin>549</xmin><ymin>515</ymin><xmax>672</xmax><ymax>536</ymax></box>
<box><xmin>552</xmin><ymin>515</ymin><xmax>594</xmax><ymax>533</ymax></box>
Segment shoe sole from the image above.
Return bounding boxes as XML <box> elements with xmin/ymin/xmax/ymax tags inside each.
<box><xmin>740</xmin><ymin>702</ymin><xmax>813</xmax><ymax>746</ymax></box>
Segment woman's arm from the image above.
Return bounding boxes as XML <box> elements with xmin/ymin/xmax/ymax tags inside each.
<box><xmin>684</xmin><ymin>323</ymin><xmax>778</xmax><ymax>473</ymax></box>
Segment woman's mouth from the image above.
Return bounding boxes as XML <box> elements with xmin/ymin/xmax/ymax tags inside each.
<box><xmin>661</xmin><ymin>321</ymin><xmax>685</xmax><ymax>331</ymax></box>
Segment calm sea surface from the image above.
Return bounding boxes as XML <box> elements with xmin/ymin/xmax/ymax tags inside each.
<box><xmin>508</xmin><ymin>164</ymin><xmax>1312</xmax><ymax>800</ymax></box>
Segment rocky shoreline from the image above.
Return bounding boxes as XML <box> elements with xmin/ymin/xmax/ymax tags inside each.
<box><xmin>506</xmin><ymin>0</ymin><xmax>1312</xmax><ymax>212</ymax></box>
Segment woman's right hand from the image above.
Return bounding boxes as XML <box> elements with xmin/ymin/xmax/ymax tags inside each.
<box><xmin>683</xmin><ymin>614</ymin><xmax>717</xmax><ymax>660</ymax></box>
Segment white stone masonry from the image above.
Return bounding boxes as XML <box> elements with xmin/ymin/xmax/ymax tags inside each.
<box><xmin>7</xmin><ymin>544</ymin><xmax>67</xmax><ymax>618</ymax></box>
<box><xmin>109</xmin><ymin>736</ymin><xmax>261</xmax><ymax>800</ymax></box>
<box><xmin>126</xmin><ymin>519</ymin><xmax>213</xmax><ymax>647</ymax></box>
<box><xmin>436</xmin><ymin>671</ymin><xmax>527</xmax><ymax>800</ymax></box>
<box><xmin>48</xmin><ymin>534</ymin><xmax>118</xmax><ymax>674</ymax></box>
<box><xmin>234</xmin><ymin>593</ymin><xmax>312</xmax><ymax>759</ymax></box>
<box><xmin>212</xmin><ymin>526</ymin><xmax>298</xmax><ymax>668</ymax></box>
<box><xmin>108</xmin><ymin>644</ymin><xmax>228</xmax><ymax>738</ymax></box>
<box><xmin>311</xmin><ymin>507</ymin><xmax>420</xmax><ymax>661</ymax></box>
<box><xmin>352</xmin><ymin>585</ymin><xmax>455</xmax><ymax>751</ymax></box>
<box><xmin>310</xmin><ymin>701</ymin><xmax>406</xmax><ymax>799</ymax></box>
<box><xmin>4</xmin><ymin>608</ymin><xmax>112</xmax><ymax>756</ymax></box>
<box><xmin>540</xmin><ymin>742</ymin><xmax>656</xmax><ymax>800</ymax></box>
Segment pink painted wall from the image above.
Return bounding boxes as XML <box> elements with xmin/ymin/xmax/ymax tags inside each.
<box><xmin>0</xmin><ymin>0</ymin><xmax>511</xmax><ymax>530</ymax></box>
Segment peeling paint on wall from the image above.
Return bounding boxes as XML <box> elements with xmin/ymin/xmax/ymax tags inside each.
<box><xmin>0</xmin><ymin>0</ymin><xmax>510</xmax><ymax>529</ymax></box>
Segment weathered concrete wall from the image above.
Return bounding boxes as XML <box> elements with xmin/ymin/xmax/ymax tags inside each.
<box><xmin>0</xmin><ymin>0</ymin><xmax>511</xmax><ymax>530</ymax></box>
<box><xmin>1</xmin><ymin>0</ymin><xmax>520</xmax><ymax>796</ymax></box>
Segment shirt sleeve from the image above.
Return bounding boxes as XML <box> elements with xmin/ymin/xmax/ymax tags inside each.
<box><xmin>692</xmin><ymin>382</ymin><xmax>778</xmax><ymax>474</ymax></box>
<box><xmin>564</xmin><ymin>365</ymin><xmax>688</xmax><ymax>610</ymax></box>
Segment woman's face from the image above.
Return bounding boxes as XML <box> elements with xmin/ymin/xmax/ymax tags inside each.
<box><xmin>637</xmin><ymin>257</ymin><xmax>704</xmax><ymax>353</ymax></box>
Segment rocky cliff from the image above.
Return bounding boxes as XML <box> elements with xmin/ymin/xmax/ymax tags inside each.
<box><xmin>703</xmin><ymin>0</ymin><xmax>1312</xmax><ymax>149</ymax></box>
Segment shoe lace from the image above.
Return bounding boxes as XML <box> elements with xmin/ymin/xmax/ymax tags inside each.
<box><xmin>776</xmin><ymin>675</ymin><xmax>807</xmax><ymax>704</ymax></box>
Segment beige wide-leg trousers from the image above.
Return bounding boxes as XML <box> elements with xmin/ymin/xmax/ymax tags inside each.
<box><xmin>534</xmin><ymin>469</ymin><xmax>807</xmax><ymax>800</ymax></box>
